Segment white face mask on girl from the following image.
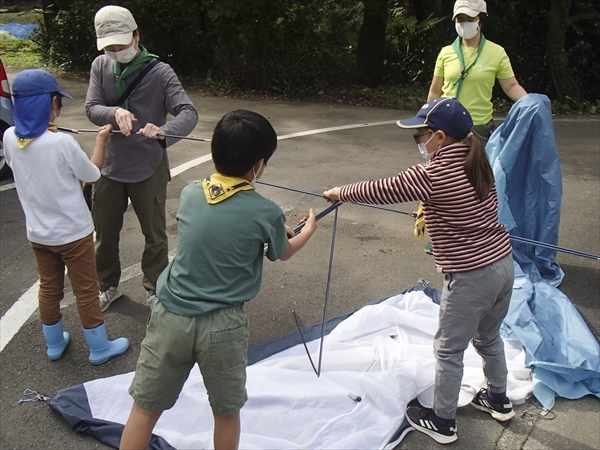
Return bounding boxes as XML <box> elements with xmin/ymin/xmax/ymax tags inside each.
<box><xmin>455</xmin><ymin>21</ymin><xmax>480</xmax><ymax>40</ymax></box>
<box><xmin>417</xmin><ymin>132</ymin><xmax>437</xmax><ymax>160</ymax></box>
<box><xmin>251</xmin><ymin>161</ymin><xmax>263</xmax><ymax>187</ymax></box>
<box><xmin>105</xmin><ymin>45</ymin><xmax>138</xmax><ymax>64</ymax></box>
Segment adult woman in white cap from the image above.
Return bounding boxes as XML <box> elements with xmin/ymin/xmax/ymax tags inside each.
<box><xmin>85</xmin><ymin>5</ymin><xmax>198</xmax><ymax>313</ymax></box>
<box><xmin>422</xmin><ymin>0</ymin><xmax>527</xmax><ymax>256</ymax></box>
<box><xmin>428</xmin><ymin>0</ymin><xmax>527</xmax><ymax>146</ymax></box>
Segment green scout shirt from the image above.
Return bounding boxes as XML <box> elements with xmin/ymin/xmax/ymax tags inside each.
<box><xmin>157</xmin><ymin>182</ymin><xmax>289</xmax><ymax>316</ymax></box>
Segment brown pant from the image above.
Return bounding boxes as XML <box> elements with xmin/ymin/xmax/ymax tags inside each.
<box><xmin>30</xmin><ymin>233</ymin><xmax>104</xmax><ymax>328</ymax></box>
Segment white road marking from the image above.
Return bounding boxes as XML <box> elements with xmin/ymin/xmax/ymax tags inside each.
<box><xmin>0</xmin><ymin>182</ymin><xmax>16</xmax><ymax>192</ymax></box>
<box><xmin>0</xmin><ymin>120</ymin><xmax>396</xmax><ymax>352</ymax></box>
<box><xmin>277</xmin><ymin>120</ymin><xmax>396</xmax><ymax>140</ymax></box>
<box><xmin>0</xmin><ymin>281</ymin><xmax>39</xmax><ymax>351</ymax></box>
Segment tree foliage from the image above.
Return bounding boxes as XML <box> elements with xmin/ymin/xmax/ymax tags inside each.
<box><xmin>35</xmin><ymin>0</ymin><xmax>599</xmax><ymax>102</ymax></box>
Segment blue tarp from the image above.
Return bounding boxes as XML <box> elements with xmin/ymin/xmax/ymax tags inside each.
<box><xmin>0</xmin><ymin>22</ymin><xmax>38</xmax><ymax>40</ymax></box>
<box><xmin>487</xmin><ymin>93</ymin><xmax>600</xmax><ymax>409</ymax></box>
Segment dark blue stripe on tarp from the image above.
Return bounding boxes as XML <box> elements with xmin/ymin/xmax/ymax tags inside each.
<box><xmin>48</xmin><ymin>384</ymin><xmax>174</xmax><ymax>449</ymax></box>
<box><xmin>48</xmin><ymin>285</ymin><xmax>440</xmax><ymax>449</ymax></box>
<box><xmin>248</xmin><ymin>285</ymin><xmax>440</xmax><ymax>365</ymax></box>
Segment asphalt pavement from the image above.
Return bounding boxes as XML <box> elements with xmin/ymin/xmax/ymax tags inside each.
<box><xmin>0</xmin><ymin>72</ymin><xmax>598</xmax><ymax>449</ymax></box>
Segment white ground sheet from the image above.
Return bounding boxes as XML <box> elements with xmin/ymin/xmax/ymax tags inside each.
<box><xmin>85</xmin><ymin>291</ymin><xmax>532</xmax><ymax>449</ymax></box>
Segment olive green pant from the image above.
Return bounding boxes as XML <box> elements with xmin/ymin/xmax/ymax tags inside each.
<box><xmin>92</xmin><ymin>161</ymin><xmax>169</xmax><ymax>292</ymax></box>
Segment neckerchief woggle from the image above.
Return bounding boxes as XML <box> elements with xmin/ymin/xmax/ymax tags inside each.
<box><xmin>202</xmin><ymin>173</ymin><xmax>253</xmax><ymax>204</ymax></box>
<box><xmin>451</xmin><ymin>34</ymin><xmax>486</xmax><ymax>100</ymax></box>
<box><xmin>113</xmin><ymin>45</ymin><xmax>159</xmax><ymax>110</ymax></box>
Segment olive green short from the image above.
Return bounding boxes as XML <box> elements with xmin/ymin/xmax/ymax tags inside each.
<box><xmin>129</xmin><ymin>302</ymin><xmax>250</xmax><ymax>416</ymax></box>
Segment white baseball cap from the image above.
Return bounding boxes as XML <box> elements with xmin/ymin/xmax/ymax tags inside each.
<box><xmin>94</xmin><ymin>5</ymin><xmax>137</xmax><ymax>51</ymax></box>
<box><xmin>453</xmin><ymin>0</ymin><xmax>487</xmax><ymax>19</ymax></box>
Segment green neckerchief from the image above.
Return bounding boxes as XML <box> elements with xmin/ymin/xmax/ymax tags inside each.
<box><xmin>451</xmin><ymin>34</ymin><xmax>486</xmax><ymax>100</ymax></box>
<box><xmin>113</xmin><ymin>45</ymin><xmax>159</xmax><ymax>110</ymax></box>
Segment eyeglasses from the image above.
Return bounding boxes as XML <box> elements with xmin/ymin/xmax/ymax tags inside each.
<box><xmin>412</xmin><ymin>130</ymin><xmax>433</xmax><ymax>143</ymax></box>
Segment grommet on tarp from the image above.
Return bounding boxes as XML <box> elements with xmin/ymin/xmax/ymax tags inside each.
<box><xmin>348</xmin><ymin>392</ymin><xmax>362</xmax><ymax>402</ymax></box>
<box><xmin>17</xmin><ymin>389</ymin><xmax>49</xmax><ymax>404</ymax></box>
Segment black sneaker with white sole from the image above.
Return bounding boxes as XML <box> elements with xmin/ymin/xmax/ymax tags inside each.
<box><xmin>470</xmin><ymin>388</ymin><xmax>515</xmax><ymax>421</ymax></box>
<box><xmin>406</xmin><ymin>406</ymin><xmax>457</xmax><ymax>444</ymax></box>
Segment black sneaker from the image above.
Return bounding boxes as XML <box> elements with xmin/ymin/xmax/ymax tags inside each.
<box><xmin>470</xmin><ymin>388</ymin><xmax>515</xmax><ymax>422</ymax></box>
<box><xmin>406</xmin><ymin>406</ymin><xmax>457</xmax><ymax>444</ymax></box>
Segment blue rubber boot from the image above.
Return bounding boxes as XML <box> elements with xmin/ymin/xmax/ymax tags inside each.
<box><xmin>42</xmin><ymin>319</ymin><xmax>70</xmax><ymax>360</ymax></box>
<box><xmin>82</xmin><ymin>323</ymin><xmax>129</xmax><ymax>365</ymax></box>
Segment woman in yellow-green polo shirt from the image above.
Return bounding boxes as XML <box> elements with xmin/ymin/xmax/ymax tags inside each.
<box><xmin>428</xmin><ymin>0</ymin><xmax>527</xmax><ymax>146</ymax></box>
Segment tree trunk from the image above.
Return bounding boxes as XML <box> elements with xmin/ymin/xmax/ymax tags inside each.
<box><xmin>40</xmin><ymin>0</ymin><xmax>57</xmax><ymax>34</ymax></box>
<box><xmin>356</xmin><ymin>0</ymin><xmax>388</xmax><ymax>86</ymax></box>
<box><xmin>545</xmin><ymin>0</ymin><xmax>580</xmax><ymax>100</ymax></box>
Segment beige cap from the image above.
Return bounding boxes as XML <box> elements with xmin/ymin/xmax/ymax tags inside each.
<box><xmin>94</xmin><ymin>5</ymin><xmax>137</xmax><ymax>50</ymax></box>
<box><xmin>453</xmin><ymin>0</ymin><xmax>487</xmax><ymax>19</ymax></box>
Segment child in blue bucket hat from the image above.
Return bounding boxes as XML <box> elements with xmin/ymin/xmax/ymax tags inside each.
<box><xmin>4</xmin><ymin>69</ymin><xmax>129</xmax><ymax>365</ymax></box>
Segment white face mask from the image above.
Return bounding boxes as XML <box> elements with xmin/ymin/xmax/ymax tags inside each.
<box><xmin>251</xmin><ymin>161</ymin><xmax>263</xmax><ymax>187</ymax></box>
<box><xmin>51</xmin><ymin>101</ymin><xmax>61</xmax><ymax>123</ymax></box>
<box><xmin>105</xmin><ymin>45</ymin><xmax>138</xmax><ymax>64</ymax></box>
<box><xmin>417</xmin><ymin>132</ymin><xmax>437</xmax><ymax>160</ymax></box>
<box><xmin>455</xmin><ymin>21</ymin><xmax>480</xmax><ymax>40</ymax></box>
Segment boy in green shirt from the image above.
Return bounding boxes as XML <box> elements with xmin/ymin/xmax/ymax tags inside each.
<box><xmin>120</xmin><ymin>110</ymin><xmax>317</xmax><ymax>450</ymax></box>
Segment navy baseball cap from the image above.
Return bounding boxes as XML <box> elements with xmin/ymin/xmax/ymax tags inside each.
<box><xmin>396</xmin><ymin>97</ymin><xmax>473</xmax><ymax>140</ymax></box>
<box><xmin>12</xmin><ymin>69</ymin><xmax>72</xmax><ymax>99</ymax></box>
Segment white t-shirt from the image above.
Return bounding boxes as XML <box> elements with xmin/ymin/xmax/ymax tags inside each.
<box><xmin>4</xmin><ymin>128</ymin><xmax>100</xmax><ymax>245</ymax></box>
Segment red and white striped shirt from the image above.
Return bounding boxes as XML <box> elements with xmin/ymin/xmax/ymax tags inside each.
<box><xmin>339</xmin><ymin>143</ymin><xmax>512</xmax><ymax>273</ymax></box>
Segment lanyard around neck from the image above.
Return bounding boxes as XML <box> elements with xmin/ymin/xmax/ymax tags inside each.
<box><xmin>451</xmin><ymin>34</ymin><xmax>486</xmax><ymax>100</ymax></box>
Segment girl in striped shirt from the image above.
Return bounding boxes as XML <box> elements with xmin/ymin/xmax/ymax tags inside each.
<box><xmin>323</xmin><ymin>97</ymin><xmax>515</xmax><ymax>445</ymax></box>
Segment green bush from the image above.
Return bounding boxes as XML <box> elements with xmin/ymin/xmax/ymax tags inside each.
<box><xmin>0</xmin><ymin>39</ymin><xmax>46</xmax><ymax>70</ymax></box>
<box><xmin>207</xmin><ymin>0</ymin><xmax>362</xmax><ymax>93</ymax></box>
<box><xmin>36</xmin><ymin>0</ymin><xmax>210</xmax><ymax>74</ymax></box>
<box><xmin>31</xmin><ymin>0</ymin><xmax>598</xmax><ymax>107</ymax></box>
<box><xmin>385</xmin><ymin>5</ymin><xmax>448</xmax><ymax>86</ymax></box>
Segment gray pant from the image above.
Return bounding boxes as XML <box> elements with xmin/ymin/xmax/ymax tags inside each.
<box><xmin>433</xmin><ymin>253</ymin><xmax>514</xmax><ymax>420</ymax></box>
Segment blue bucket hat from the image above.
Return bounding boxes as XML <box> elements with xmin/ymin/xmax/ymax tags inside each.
<box><xmin>396</xmin><ymin>98</ymin><xmax>473</xmax><ymax>140</ymax></box>
<box><xmin>12</xmin><ymin>69</ymin><xmax>72</xmax><ymax>99</ymax></box>
<box><xmin>12</xmin><ymin>69</ymin><xmax>72</xmax><ymax>140</ymax></box>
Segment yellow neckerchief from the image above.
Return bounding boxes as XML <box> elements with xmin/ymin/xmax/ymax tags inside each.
<box><xmin>17</xmin><ymin>122</ymin><xmax>58</xmax><ymax>149</ymax></box>
<box><xmin>414</xmin><ymin>201</ymin><xmax>426</xmax><ymax>239</ymax></box>
<box><xmin>202</xmin><ymin>173</ymin><xmax>254</xmax><ymax>204</ymax></box>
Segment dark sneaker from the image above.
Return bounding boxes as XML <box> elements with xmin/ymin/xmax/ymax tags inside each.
<box><xmin>470</xmin><ymin>388</ymin><xmax>515</xmax><ymax>422</ymax></box>
<box><xmin>406</xmin><ymin>406</ymin><xmax>457</xmax><ymax>444</ymax></box>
